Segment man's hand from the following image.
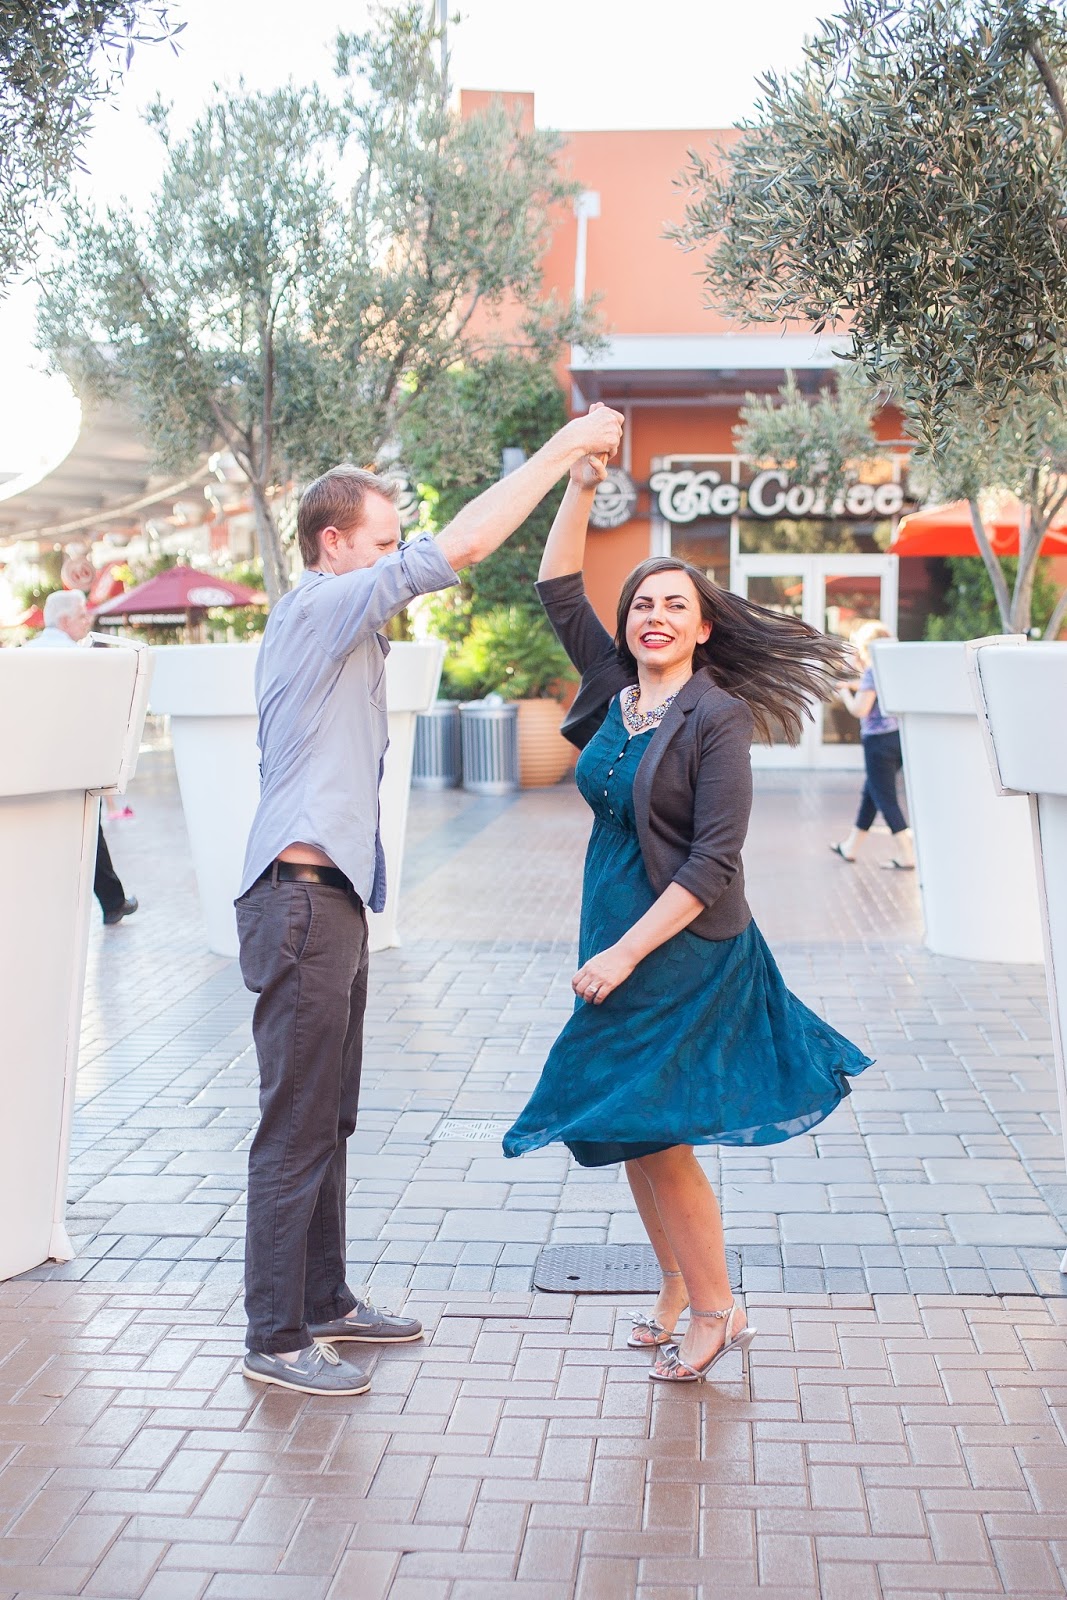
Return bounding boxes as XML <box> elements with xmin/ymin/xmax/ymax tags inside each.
<box><xmin>559</xmin><ymin>404</ymin><xmax>625</xmax><ymax>466</ymax></box>
<box><xmin>570</xmin><ymin>453</ymin><xmax>609</xmax><ymax>488</ymax></box>
<box><xmin>435</xmin><ymin>403</ymin><xmax>623</xmax><ymax>573</ymax></box>
<box><xmin>572</xmin><ymin>942</ymin><xmax>637</xmax><ymax>1005</ymax></box>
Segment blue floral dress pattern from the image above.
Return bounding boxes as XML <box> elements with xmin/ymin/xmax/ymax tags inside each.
<box><xmin>503</xmin><ymin>697</ymin><xmax>874</xmax><ymax>1168</ymax></box>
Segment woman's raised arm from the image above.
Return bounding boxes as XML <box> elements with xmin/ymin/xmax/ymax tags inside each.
<box><xmin>538</xmin><ymin>405</ymin><xmax>614</xmax><ymax>580</ymax></box>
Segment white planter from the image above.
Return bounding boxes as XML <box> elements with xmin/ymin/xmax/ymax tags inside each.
<box><xmin>366</xmin><ymin>641</ymin><xmax>445</xmax><ymax>950</ymax></box>
<box><xmin>149</xmin><ymin>639</ymin><xmax>443</xmax><ymax>958</ymax></box>
<box><xmin>0</xmin><ymin>638</ymin><xmax>151</xmax><ymax>1279</ymax></box>
<box><xmin>871</xmin><ymin>640</ymin><xmax>1042</xmax><ymax>963</ymax></box>
<box><xmin>148</xmin><ymin>643</ymin><xmax>260</xmax><ymax>958</ymax></box>
<box><xmin>968</xmin><ymin>639</ymin><xmax>1067</xmax><ymax>1273</ymax></box>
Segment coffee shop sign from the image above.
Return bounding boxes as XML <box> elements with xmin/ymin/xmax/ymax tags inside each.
<box><xmin>648</xmin><ymin>468</ymin><xmax>907</xmax><ymax>524</ymax></box>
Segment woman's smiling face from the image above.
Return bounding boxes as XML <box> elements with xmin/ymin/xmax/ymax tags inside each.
<box><xmin>624</xmin><ymin>568</ymin><xmax>711</xmax><ymax>674</ymax></box>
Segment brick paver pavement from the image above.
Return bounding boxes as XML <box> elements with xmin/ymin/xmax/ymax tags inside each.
<box><xmin>2</xmin><ymin>737</ymin><xmax>1066</xmax><ymax>1599</ymax></box>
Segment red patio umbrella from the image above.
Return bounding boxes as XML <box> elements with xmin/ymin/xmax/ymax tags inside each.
<box><xmin>86</xmin><ymin>559</ymin><xmax>127</xmax><ymax>608</ymax></box>
<box><xmin>9</xmin><ymin>605</ymin><xmax>45</xmax><ymax>629</ymax></box>
<box><xmin>94</xmin><ymin>564</ymin><xmax>260</xmax><ymax>623</ymax></box>
<box><xmin>890</xmin><ymin>499</ymin><xmax>1067</xmax><ymax>558</ymax></box>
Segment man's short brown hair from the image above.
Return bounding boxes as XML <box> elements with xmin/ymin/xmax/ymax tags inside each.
<box><xmin>296</xmin><ymin>465</ymin><xmax>400</xmax><ymax>568</ymax></box>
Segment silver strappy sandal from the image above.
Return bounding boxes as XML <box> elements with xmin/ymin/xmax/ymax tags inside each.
<box><xmin>648</xmin><ymin>1302</ymin><xmax>756</xmax><ymax>1382</ymax></box>
<box><xmin>627</xmin><ymin>1270</ymin><xmax>687</xmax><ymax>1348</ymax></box>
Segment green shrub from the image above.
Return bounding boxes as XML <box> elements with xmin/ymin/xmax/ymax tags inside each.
<box><xmin>924</xmin><ymin>558</ymin><xmax>1061</xmax><ymax>641</ymax></box>
<box><xmin>444</xmin><ymin>606</ymin><xmax>576</xmax><ymax>701</ymax></box>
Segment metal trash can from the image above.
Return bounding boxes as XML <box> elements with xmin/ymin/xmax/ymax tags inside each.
<box><xmin>412</xmin><ymin>700</ymin><xmax>462</xmax><ymax>790</ymax></box>
<box><xmin>460</xmin><ymin>698</ymin><xmax>519</xmax><ymax>795</ymax></box>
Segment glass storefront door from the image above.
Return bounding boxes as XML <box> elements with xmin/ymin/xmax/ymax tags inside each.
<box><xmin>735</xmin><ymin>554</ymin><xmax>898</xmax><ymax>768</ymax></box>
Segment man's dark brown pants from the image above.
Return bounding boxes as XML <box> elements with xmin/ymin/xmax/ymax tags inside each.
<box><xmin>236</xmin><ymin>876</ymin><xmax>368</xmax><ymax>1354</ymax></box>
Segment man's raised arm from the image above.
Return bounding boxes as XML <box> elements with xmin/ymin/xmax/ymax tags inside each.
<box><xmin>436</xmin><ymin>407</ymin><xmax>624</xmax><ymax>572</ymax></box>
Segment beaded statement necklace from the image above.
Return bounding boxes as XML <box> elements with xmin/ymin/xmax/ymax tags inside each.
<box><xmin>621</xmin><ymin>683</ymin><xmax>677</xmax><ymax>737</ymax></box>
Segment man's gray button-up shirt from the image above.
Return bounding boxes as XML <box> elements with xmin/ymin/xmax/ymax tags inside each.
<box><xmin>239</xmin><ymin>536</ymin><xmax>457</xmax><ymax>908</ymax></box>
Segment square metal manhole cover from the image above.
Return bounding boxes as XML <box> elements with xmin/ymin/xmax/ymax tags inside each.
<box><xmin>533</xmin><ymin>1243</ymin><xmax>743</xmax><ymax>1294</ymax></box>
<box><xmin>431</xmin><ymin>1118</ymin><xmax>511</xmax><ymax>1142</ymax></box>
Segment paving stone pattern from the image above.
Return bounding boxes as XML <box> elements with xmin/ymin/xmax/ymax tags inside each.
<box><xmin>42</xmin><ymin>752</ymin><xmax>1067</xmax><ymax>1301</ymax></box>
<box><xmin>2</xmin><ymin>740</ymin><xmax>1066</xmax><ymax>1597</ymax></box>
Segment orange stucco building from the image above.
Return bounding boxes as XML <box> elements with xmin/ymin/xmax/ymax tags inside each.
<box><xmin>462</xmin><ymin>92</ymin><xmax>918</xmax><ymax>769</ymax></box>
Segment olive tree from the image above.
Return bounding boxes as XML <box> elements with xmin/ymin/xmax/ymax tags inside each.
<box><xmin>0</xmin><ymin>0</ymin><xmax>178</xmax><ymax>287</ymax></box>
<box><xmin>676</xmin><ymin>0</ymin><xmax>1067</xmax><ymax>636</ymax></box>
<box><xmin>738</xmin><ymin>367</ymin><xmax>1067</xmax><ymax>637</ymax></box>
<box><xmin>736</xmin><ymin>364</ymin><xmax>886</xmax><ymax>508</ymax></box>
<box><xmin>38</xmin><ymin>5</ymin><xmax>594</xmax><ymax>605</ymax></box>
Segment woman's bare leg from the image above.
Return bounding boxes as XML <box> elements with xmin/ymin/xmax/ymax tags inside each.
<box><xmin>635</xmin><ymin>1145</ymin><xmax>744</xmax><ymax>1368</ymax></box>
<box><xmin>625</xmin><ymin>1160</ymin><xmax>689</xmax><ymax>1333</ymax></box>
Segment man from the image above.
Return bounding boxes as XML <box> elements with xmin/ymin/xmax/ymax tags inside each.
<box><xmin>23</xmin><ymin>590</ymin><xmax>138</xmax><ymax>927</ymax></box>
<box><xmin>236</xmin><ymin>404</ymin><xmax>624</xmax><ymax>1395</ymax></box>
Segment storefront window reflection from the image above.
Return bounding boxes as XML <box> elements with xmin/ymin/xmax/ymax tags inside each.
<box><xmin>746</xmin><ymin>573</ymin><xmax>805</xmax><ymax>620</ymax></box>
<box><xmin>669</xmin><ymin>519</ymin><xmax>730</xmax><ymax>586</ymax></box>
<box><xmin>822</xmin><ymin>575</ymin><xmax>884</xmax><ymax>747</ymax></box>
<box><xmin>738</xmin><ymin>518</ymin><xmax>893</xmax><ymax>556</ymax></box>
<box><xmin>743</xmin><ymin>574</ymin><xmax>806</xmax><ymax>747</ymax></box>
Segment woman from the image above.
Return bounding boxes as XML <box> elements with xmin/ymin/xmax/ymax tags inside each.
<box><xmin>830</xmin><ymin>620</ymin><xmax>914</xmax><ymax>870</ymax></box>
<box><xmin>503</xmin><ymin>438</ymin><xmax>873</xmax><ymax>1385</ymax></box>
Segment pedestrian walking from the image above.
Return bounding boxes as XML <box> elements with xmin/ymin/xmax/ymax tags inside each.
<box><xmin>23</xmin><ymin>590</ymin><xmax>138</xmax><ymax>926</ymax></box>
<box><xmin>830</xmin><ymin>620</ymin><xmax>914</xmax><ymax>870</ymax></box>
<box><xmin>235</xmin><ymin>405</ymin><xmax>625</xmax><ymax>1397</ymax></box>
<box><xmin>503</xmin><ymin>439</ymin><xmax>873</xmax><ymax>1385</ymax></box>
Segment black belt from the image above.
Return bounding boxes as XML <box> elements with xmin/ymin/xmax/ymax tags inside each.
<box><xmin>258</xmin><ymin>861</ymin><xmax>357</xmax><ymax>894</ymax></box>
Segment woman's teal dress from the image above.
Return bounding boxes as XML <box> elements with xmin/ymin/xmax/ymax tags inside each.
<box><xmin>503</xmin><ymin>697</ymin><xmax>873</xmax><ymax>1168</ymax></box>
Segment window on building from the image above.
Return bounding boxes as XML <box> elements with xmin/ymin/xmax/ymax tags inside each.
<box><xmin>738</xmin><ymin>518</ymin><xmax>893</xmax><ymax>556</ymax></box>
<box><xmin>667</xmin><ymin>519</ymin><xmax>730</xmax><ymax>587</ymax></box>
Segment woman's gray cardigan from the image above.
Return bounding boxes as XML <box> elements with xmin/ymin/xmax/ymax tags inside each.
<box><xmin>537</xmin><ymin>570</ymin><xmax>754</xmax><ymax>941</ymax></box>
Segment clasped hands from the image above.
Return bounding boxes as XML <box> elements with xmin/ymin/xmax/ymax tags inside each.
<box><xmin>572</xmin><ymin>942</ymin><xmax>636</xmax><ymax>1006</ymax></box>
<box><xmin>569</xmin><ymin>401</ymin><xmax>621</xmax><ymax>490</ymax></box>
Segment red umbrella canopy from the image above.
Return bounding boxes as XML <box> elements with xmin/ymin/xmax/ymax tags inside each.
<box><xmin>890</xmin><ymin>499</ymin><xmax>1067</xmax><ymax>557</ymax></box>
<box><xmin>86</xmin><ymin>559</ymin><xmax>127</xmax><ymax>608</ymax></box>
<box><xmin>94</xmin><ymin>564</ymin><xmax>260</xmax><ymax>618</ymax></box>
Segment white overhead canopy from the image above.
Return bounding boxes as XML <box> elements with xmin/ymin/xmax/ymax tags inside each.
<box><xmin>0</xmin><ymin>400</ymin><xmax>207</xmax><ymax>548</ymax></box>
<box><xmin>570</xmin><ymin>331</ymin><xmax>850</xmax><ymax>404</ymax></box>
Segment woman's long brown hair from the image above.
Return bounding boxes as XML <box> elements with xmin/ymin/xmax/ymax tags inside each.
<box><xmin>615</xmin><ymin>557</ymin><xmax>852</xmax><ymax>747</ymax></box>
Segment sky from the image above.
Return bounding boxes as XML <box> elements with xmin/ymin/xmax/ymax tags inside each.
<box><xmin>0</xmin><ymin>0</ymin><xmax>837</xmax><ymax>490</ymax></box>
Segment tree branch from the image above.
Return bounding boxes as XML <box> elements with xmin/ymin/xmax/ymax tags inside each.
<box><xmin>1013</xmin><ymin>487</ymin><xmax>1047</xmax><ymax>631</ymax></box>
<box><xmin>968</xmin><ymin>498</ymin><xmax>1014</xmax><ymax>631</ymax></box>
<box><xmin>132</xmin><ymin>266</ymin><xmax>254</xmax><ymax>462</ymax></box>
<box><xmin>447</xmin><ymin>286</ymin><xmax>484</xmax><ymax>345</ymax></box>
<box><xmin>260</xmin><ymin>312</ymin><xmax>274</xmax><ymax>488</ymax></box>
<box><xmin>1029</xmin><ymin>41</ymin><xmax>1067</xmax><ymax>136</ymax></box>
<box><xmin>1045</xmin><ymin>584</ymin><xmax>1067</xmax><ymax>640</ymax></box>
<box><xmin>1042</xmin><ymin>477</ymin><xmax>1067</xmax><ymax>528</ymax></box>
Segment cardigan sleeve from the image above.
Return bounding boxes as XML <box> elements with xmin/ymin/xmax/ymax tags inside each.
<box><xmin>535</xmin><ymin>571</ymin><xmax>617</xmax><ymax>676</ymax></box>
<box><xmin>670</xmin><ymin>699</ymin><xmax>755</xmax><ymax>910</ymax></box>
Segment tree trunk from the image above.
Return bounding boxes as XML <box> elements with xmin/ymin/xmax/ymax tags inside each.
<box><xmin>1009</xmin><ymin>497</ymin><xmax>1041</xmax><ymax>636</ymax></box>
<box><xmin>1045</xmin><ymin>585</ymin><xmax>1067</xmax><ymax>641</ymax></box>
<box><xmin>967</xmin><ymin>499</ymin><xmax>1013</xmax><ymax>631</ymax></box>
<box><xmin>1010</xmin><ymin>564</ymin><xmax>1037</xmax><ymax>635</ymax></box>
<box><xmin>250</xmin><ymin>482</ymin><xmax>289</xmax><ymax>607</ymax></box>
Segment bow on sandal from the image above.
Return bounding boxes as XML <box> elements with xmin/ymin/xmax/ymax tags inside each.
<box><xmin>628</xmin><ymin>1313</ymin><xmax>672</xmax><ymax>1349</ymax></box>
<box><xmin>649</xmin><ymin>1303</ymin><xmax>757</xmax><ymax>1383</ymax></box>
<box><xmin>626</xmin><ymin>1270</ymin><xmax>687</xmax><ymax>1348</ymax></box>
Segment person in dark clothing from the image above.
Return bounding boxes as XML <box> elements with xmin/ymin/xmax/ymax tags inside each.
<box><xmin>95</xmin><ymin>827</ymin><xmax>138</xmax><ymax>925</ymax></box>
<box><xmin>830</xmin><ymin>620</ymin><xmax>915</xmax><ymax>870</ymax></box>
